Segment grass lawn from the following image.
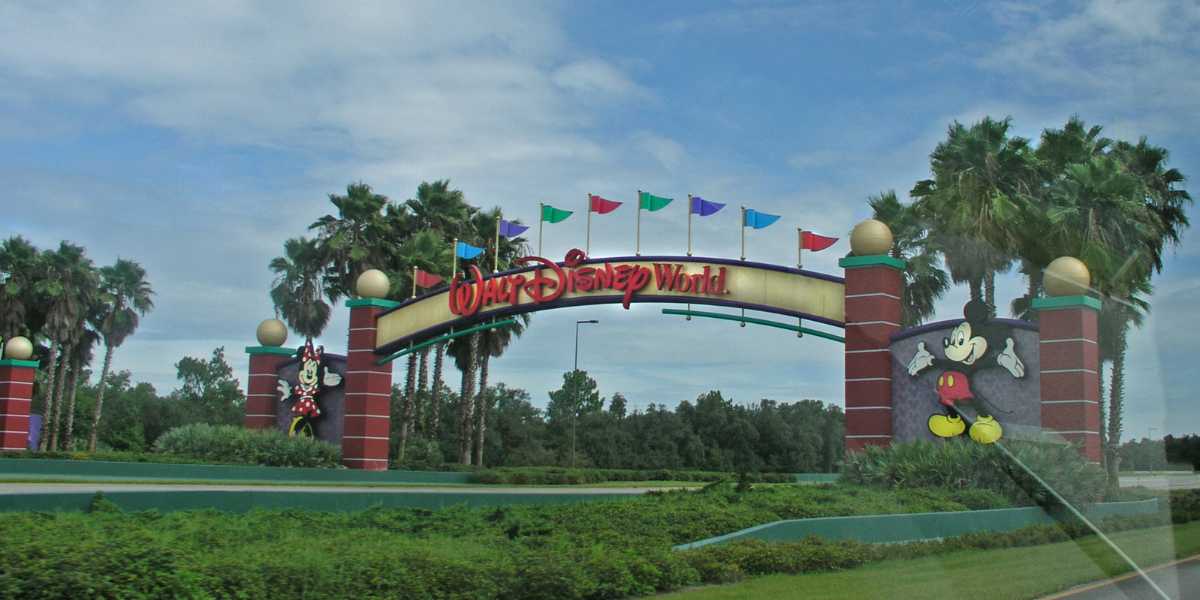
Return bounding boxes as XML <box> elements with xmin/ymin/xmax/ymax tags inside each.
<box><xmin>0</xmin><ymin>475</ymin><xmax>705</xmax><ymax>488</ymax></box>
<box><xmin>661</xmin><ymin>521</ymin><xmax>1200</xmax><ymax>600</ymax></box>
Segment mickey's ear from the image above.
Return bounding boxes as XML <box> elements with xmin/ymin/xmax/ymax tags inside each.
<box><xmin>963</xmin><ymin>299</ymin><xmax>991</xmax><ymax>324</ymax></box>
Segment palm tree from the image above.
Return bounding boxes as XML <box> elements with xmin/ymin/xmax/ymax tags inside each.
<box><xmin>912</xmin><ymin>117</ymin><xmax>1037</xmax><ymax>310</ymax></box>
<box><xmin>1098</xmin><ymin>279</ymin><xmax>1150</xmax><ymax>486</ymax></box>
<box><xmin>474</xmin><ymin>316</ymin><xmax>527</xmax><ymax>466</ymax></box>
<box><xmin>405</xmin><ymin>180</ymin><xmax>473</xmax><ymax>240</ymax></box>
<box><xmin>87</xmin><ymin>259</ymin><xmax>154</xmax><ymax>452</ymax></box>
<box><xmin>309</xmin><ymin>182</ymin><xmax>394</xmax><ymax>301</ymax></box>
<box><xmin>62</xmin><ymin>329</ymin><xmax>99</xmax><ymax>450</ymax></box>
<box><xmin>269</xmin><ymin>237</ymin><xmax>332</xmax><ymax>339</ymax></box>
<box><xmin>37</xmin><ymin>243</ymin><xmax>97</xmax><ymax>451</ymax></box>
<box><xmin>867</xmin><ymin>191</ymin><xmax>949</xmax><ymax>326</ymax></box>
<box><xmin>448</xmin><ymin>332</ymin><xmax>480</xmax><ymax>464</ymax></box>
<box><xmin>0</xmin><ymin>236</ymin><xmax>43</xmax><ymax>340</ymax></box>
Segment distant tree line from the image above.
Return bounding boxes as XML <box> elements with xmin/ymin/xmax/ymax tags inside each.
<box><xmin>1117</xmin><ymin>435</ymin><xmax>1200</xmax><ymax>472</ymax></box>
<box><xmin>399</xmin><ymin>369</ymin><xmax>844</xmax><ymax>473</ymax></box>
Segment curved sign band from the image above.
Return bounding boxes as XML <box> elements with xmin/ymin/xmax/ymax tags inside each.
<box><xmin>374</xmin><ymin>253</ymin><xmax>846</xmax><ymax>355</ymax></box>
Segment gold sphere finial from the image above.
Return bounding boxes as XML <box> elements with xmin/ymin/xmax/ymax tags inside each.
<box><xmin>356</xmin><ymin>269</ymin><xmax>391</xmax><ymax>299</ymax></box>
<box><xmin>1044</xmin><ymin>257</ymin><xmax>1091</xmax><ymax>297</ymax></box>
<box><xmin>849</xmin><ymin>219</ymin><xmax>894</xmax><ymax>256</ymax></box>
<box><xmin>3</xmin><ymin>336</ymin><xmax>33</xmax><ymax>361</ymax></box>
<box><xmin>256</xmin><ymin>319</ymin><xmax>288</xmax><ymax>347</ymax></box>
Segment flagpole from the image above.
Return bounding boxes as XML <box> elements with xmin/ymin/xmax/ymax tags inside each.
<box><xmin>452</xmin><ymin>238</ymin><xmax>458</xmax><ymax>281</ymax></box>
<box><xmin>411</xmin><ymin>265</ymin><xmax>417</xmax><ymax>299</ymax></box>
<box><xmin>635</xmin><ymin>190</ymin><xmax>641</xmax><ymax>256</ymax></box>
<box><xmin>494</xmin><ymin>214</ymin><xmax>501</xmax><ymax>273</ymax></box>
<box><xmin>586</xmin><ymin>194</ymin><xmax>592</xmax><ymax>255</ymax></box>
<box><xmin>538</xmin><ymin>203</ymin><xmax>544</xmax><ymax>256</ymax></box>
<box><xmin>796</xmin><ymin>228</ymin><xmax>803</xmax><ymax>337</ymax></box>
<box><xmin>687</xmin><ymin>194</ymin><xmax>693</xmax><ymax>257</ymax></box>
<box><xmin>739</xmin><ymin>206</ymin><xmax>746</xmax><ymax>261</ymax></box>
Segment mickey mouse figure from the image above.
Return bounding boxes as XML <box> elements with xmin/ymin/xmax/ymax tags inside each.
<box><xmin>276</xmin><ymin>338</ymin><xmax>343</xmax><ymax>437</ymax></box>
<box><xmin>906</xmin><ymin>299</ymin><xmax>1025</xmax><ymax>444</ymax></box>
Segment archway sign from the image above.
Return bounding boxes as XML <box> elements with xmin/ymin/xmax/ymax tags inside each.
<box><xmin>235</xmin><ymin>220</ymin><xmax>1102</xmax><ymax>471</ymax></box>
<box><xmin>373</xmin><ymin>250</ymin><xmax>846</xmax><ymax>357</ymax></box>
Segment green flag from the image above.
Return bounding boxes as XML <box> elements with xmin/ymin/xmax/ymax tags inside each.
<box><xmin>638</xmin><ymin>191</ymin><xmax>673</xmax><ymax>212</ymax></box>
<box><xmin>541</xmin><ymin>204</ymin><xmax>573</xmax><ymax>223</ymax></box>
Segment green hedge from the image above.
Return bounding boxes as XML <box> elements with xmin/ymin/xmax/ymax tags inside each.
<box><xmin>153</xmin><ymin>424</ymin><xmax>341</xmax><ymax>468</ymax></box>
<box><xmin>472</xmin><ymin>467</ymin><xmax>794</xmax><ymax>485</ymax></box>
<box><xmin>841</xmin><ymin>439</ymin><xmax>1107</xmax><ymax>506</ymax></box>
<box><xmin>0</xmin><ymin>450</ymin><xmax>245</xmax><ymax>465</ymax></box>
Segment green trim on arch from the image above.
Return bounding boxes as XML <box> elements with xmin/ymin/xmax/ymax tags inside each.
<box><xmin>0</xmin><ymin>359</ymin><xmax>39</xmax><ymax>368</ymax></box>
<box><xmin>838</xmin><ymin>255</ymin><xmax>906</xmax><ymax>271</ymax></box>
<box><xmin>1031</xmin><ymin>295</ymin><xmax>1102</xmax><ymax>312</ymax></box>
<box><xmin>345</xmin><ymin>298</ymin><xmax>403</xmax><ymax>309</ymax></box>
<box><xmin>245</xmin><ymin>346</ymin><xmax>297</xmax><ymax>357</ymax></box>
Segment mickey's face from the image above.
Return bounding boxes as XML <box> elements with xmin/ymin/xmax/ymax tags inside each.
<box><xmin>943</xmin><ymin>321</ymin><xmax>988</xmax><ymax>365</ymax></box>
<box><xmin>299</xmin><ymin>359</ymin><xmax>319</xmax><ymax>386</ymax></box>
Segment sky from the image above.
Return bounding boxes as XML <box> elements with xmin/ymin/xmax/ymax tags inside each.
<box><xmin>2</xmin><ymin>0</ymin><xmax>1199</xmax><ymax>441</ymax></box>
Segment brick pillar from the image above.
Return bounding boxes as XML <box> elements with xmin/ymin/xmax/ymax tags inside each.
<box><xmin>343</xmin><ymin>298</ymin><xmax>399</xmax><ymax>470</ymax></box>
<box><xmin>244</xmin><ymin>346</ymin><xmax>295</xmax><ymax>429</ymax></box>
<box><xmin>839</xmin><ymin>255</ymin><xmax>906</xmax><ymax>452</ymax></box>
<box><xmin>1033</xmin><ymin>295</ymin><xmax>1102</xmax><ymax>461</ymax></box>
<box><xmin>0</xmin><ymin>359</ymin><xmax>38</xmax><ymax>452</ymax></box>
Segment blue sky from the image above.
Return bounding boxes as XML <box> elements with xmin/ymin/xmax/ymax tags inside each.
<box><xmin>2</xmin><ymin>1</ymin><xmax>1199</xmax><ymax>440</ymax></box>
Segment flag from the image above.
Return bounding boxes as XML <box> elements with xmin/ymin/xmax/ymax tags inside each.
<box><xmin>414</xmin><ymin>268</ymin><xmax>443</xmax><ymax>288</ymax></box>
<box><xmin>455</xmin><ymin>241</ymin><xmax>484</xmax><ymax>259</ymax></box>
<box><xmin>690</xmin><ymin>196</ymin><xmax>725</xmax><ymax>216</ymax></box>
<box><xmin>541</xmin><ymin>204</ymin><xmax>573</xmax><ymax>223</ymax></box>
<box><xmin>589</xmin><ymin>194</ymin><xmax>622</xmax><ymax>214</ymax></box>
<box><xmin>498</xmin><ymin>219</ymin><xmax>529</xmax><ymax>238</ymax></box>
<box><xmin>801</xmin><ymin>231</ymin><xmax>839</xmax><ymax>251</ymax></box>
<box><xmin>743</xmin><ymin>208</ymin><xmax>781</xmax><ymax>229</ymax></box>
<box><xmin>638</xmin><ymin>191</ymin><xmax>673</xmax><ymax>212</ymax></box>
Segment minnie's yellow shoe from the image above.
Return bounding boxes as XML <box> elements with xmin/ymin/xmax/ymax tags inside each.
<box><xmin>928</xmin><ymin>414</ymin><xmax>966</xmax><ymax>438</ymax></box>
<box><xmin>969</xmin><ymin>416</ymin><xmax>1003</xmax><ymax>444</ymax></box>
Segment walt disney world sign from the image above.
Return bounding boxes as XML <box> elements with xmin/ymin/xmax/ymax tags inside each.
<box><xmin>373</xmin><ymin>250</ymin><xmax>846</xmax><ymax>354</ymax></box>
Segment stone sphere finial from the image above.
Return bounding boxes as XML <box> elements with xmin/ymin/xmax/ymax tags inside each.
<box><xmin>3</xmin><ymin>336</ymin><xmax>33</xmax><ymax>360</ymax></box>
<box><xmin>849</xmin><ymin>219</ymin><xmax>894</xmax><ymax>256</ymax></box>
<box><xmin>356</xmin><ymin>269</ymin><xmax>391</xmax><ymax>299</ymax></box>
<box><xmin>1044</xmin><ymin>256</ymin><xmax>1091</xmax><ymax>297</ymax></box>
<box><xmin>256</xmin><ymin>319</ymin><xmax>288</xmax><ymax>347</ymax></box>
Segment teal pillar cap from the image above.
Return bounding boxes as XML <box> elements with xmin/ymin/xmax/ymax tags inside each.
<box><xmin>1031</xmin><ymin>295</ymin><xmax>1101</xmax><ymax>312</ymax></box>
<box><xmin>345</xmin><ymin>298</ymin><xmax>403</xmax><ymax>309</ymax></box>
<box><xmin>838</xmin><ymin>255</ymin><xmax>906</xmax><ymax>271</ymax></box>
<box><xmin>246</xmin><ymin>346</ymin><xmax>297</xmax><ymax>356</ymax></box>
<box><xmin>0</xmin><ymin>359</ymin><xmax>39</xmax><ymax>368</ymax></box>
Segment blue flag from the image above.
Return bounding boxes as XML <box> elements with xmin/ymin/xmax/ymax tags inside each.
<box><xmin>455</xmin><ymin>241</ymin><xmax>485</xmax><ymax>259</ymax></box>
<box><xmin>743</xmin><ymin>208</ymin><xmax>781</xmax><ymax>229</ymax></box>
<box><xmin>498</xmin><ymin>219</ymin><xmax>529</xmax><ymax>238</ymax></box>
<box><xmin>690</xmin><ymin>196</ymin><xmax>726</xmax><ymax>216</ymax></box>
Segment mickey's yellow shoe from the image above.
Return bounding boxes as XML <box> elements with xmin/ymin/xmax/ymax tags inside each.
<box><xmin>969</xmin><ymin>416</ymin><xmax>1003</xmax><ymax>444</ymax></box>
<box><xmin>928</xmin><ymin>414</ymin><xmax>966</xmax><ymax>438</ymax></box>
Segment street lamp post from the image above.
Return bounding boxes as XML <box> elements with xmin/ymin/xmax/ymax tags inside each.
<box><xmin>572</xmin><ymin>319</ymin><xmax>599</xmax><ymax>468</ymax></box>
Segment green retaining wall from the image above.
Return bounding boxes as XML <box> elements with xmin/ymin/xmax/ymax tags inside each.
<box><xmin>0</xmin><ymin>490</ymin><xmax>641</xmax><ymax>513</ymax></box>
<box><xmin>0</xmin><ymin>458</ymin><xmax>473</xmax><ymax>485</ymax></box>
<box><xmin>674</xmin><ymin>498</ymin><xmax>1161</xmax><ymax>550</ymax></box>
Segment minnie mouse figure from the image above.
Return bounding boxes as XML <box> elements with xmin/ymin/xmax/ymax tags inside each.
<box><xmin>276</xmin><ymin>338</ymin><xmax>342</xmax><ymax>437</ymax></box>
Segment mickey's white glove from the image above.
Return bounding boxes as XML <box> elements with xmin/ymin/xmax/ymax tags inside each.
<box><xmin>908</xmin><ymin>341</ymin><xmax>935</xmax><ymax>376</ymax></box>
<box><xmin>997</xmin><ymin>337</ymin><xmax>1025</xmax><ymax>378</ymax></box>
<box><xmin>276</xmin><ymin>379</ymin><xmax>290</xmax><ymax>401</ymax></box>
<box><xmin>323</xmin><ymin>371</ymin><xmax>343</xmax><ymax>387</ymax></box>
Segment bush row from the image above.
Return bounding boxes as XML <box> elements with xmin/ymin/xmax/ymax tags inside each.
<box><xmin>842</xmin><ymin>439</ymin><xmax>1107</xmax><ymax>506</ymax></box>
<box><xmin>4</xmin><ymin>489</ymin><xmax>1193</xmax><ymax>599</ymax></box>
<box><xmin>472</xmin><ymin>467</ymin><xmax>795</xmax><ymax>485</ymax></box>
<box><xmin>152</xmin><ymin>423</ymin><xmax>341</xmax><ymax>468</ymax></box>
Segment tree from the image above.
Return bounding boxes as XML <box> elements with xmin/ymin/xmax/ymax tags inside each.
<box><xmin>546</xmin><ymin>370</ymin><xmax>602</xmax><ymax>467</ymax></box>
<box><xmin>61</xmin><ymin>328</ymin><xmax>98</xmax><ymax>450</ymax></box>
<box><xmin>269</xmin><ymin>237</ymin><xmax>331</xmax><ymax>339</ymax></box>
<box><xmin>0</xmin><ymin>236</ymin><xmax>43</xmax><ymax>340</ymax></box>
<box><xmin>173</xmin><ymin>347</ymin><xmax>245</xmax><ymax>426</ymax></box>
<box><xmin>912</xmin><ymin>117</ymin><xmax>1037</xmax><ymax>309</ymax></box>
<box><xmin>868</xmin><ymin>191</ymin><xmax>949</xmax><ymax>326</ymax></box>
<box><xmin>309</xmin><ymin>182</ymin><xmax>396</xmax><ymax>301</ymax></box>
<box><xmin>88</xmin><ymin>259</ymin><xmax>154</xmax><ymax>451</ymax></box>
<box><xmin>448</xmin><ymin>332</ymin><xmax>480</xmax><ymax>464</ymax></box>
<box><xmin>37</xmin><ymin>242</ymin><xmax>97</xmax><ymax>451</ymax></box>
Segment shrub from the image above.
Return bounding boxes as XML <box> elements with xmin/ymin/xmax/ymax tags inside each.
<box><xmin>472</xmin><ymin>467</ymin><xmax>794</xmax><ymax>485</ymax></box>
<box><xmin>153</xmin><ymin>423</ymin><xmax>340</xmax><ymax>468</ymax></box>
<box><xmin>842</xmin><ymin>439</ymin><xmax>1106</xmax><ymax>507</ymax></box>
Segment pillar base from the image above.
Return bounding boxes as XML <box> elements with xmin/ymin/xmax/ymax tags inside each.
<box><xmin>1033</xmin><ymin>295</ymin><xmax>1102</xmax><ymax>462</ymax></box>
<box><xmin>0</xmin><ymin>359</ymin><xmax>39</xmax><ymax>452</ymax></box>
<box><xmin>245</xmin><ymin>347</ymin><xmax>295</xmax><ymax>430</ymax></box>
<box><xmin>839</xmin><ymin>255</ymin><xmax>905</xmax><ymax>452</ymax></box>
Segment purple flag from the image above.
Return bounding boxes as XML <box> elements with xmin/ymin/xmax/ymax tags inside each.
<box><xmin>690</xmin><ymin>196</ymin><xmax>726</xmax><ymax>216</ymax></box>
<box><xmin>499</xmin><ymin>219</ymin><xmax>529</xmax><ymax>238</ymax></box>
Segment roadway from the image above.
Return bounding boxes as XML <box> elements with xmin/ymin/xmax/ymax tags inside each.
<box><xmin>1044</xmin><ymin>555</ymin><xmax>1200</xmax><ymax>600</ymax></box>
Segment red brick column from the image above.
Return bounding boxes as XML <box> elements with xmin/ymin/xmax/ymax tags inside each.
<box><xmin>1033</xmin><ymin>295</ymin><xmax>1102</xmax><ymax>461</ymax></box>
<box><xmin>839</xmin><ymin>255</ymin><xmax>905</xmax><ymax>452</ymax></box>
<box><xmin>343</xmin><ymin>299</ymin><xmax>398</xmax><ymax>470</ymax></box>
<box><xmin>0</xmin><ymin>360</ymin><xmax>38</xmax><ymax>452</ymax></box>
<box><xmin>244</xmin><ymin>347</ymin><xmax>295</xmax><ymax>429</ymax></box>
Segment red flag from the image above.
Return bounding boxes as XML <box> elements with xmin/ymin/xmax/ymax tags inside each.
<box><xmin>415</xmin><ymin>268</ymin><xmax>443</xmax><ymax>289</ymax></box>
<box><xmin>589</xmin><ymin>194</ymin><xmax>623</xmax><ymax>214</ymax></box>
<box><xmin>801</xmin><ymin>231</ymin><xmax>838</xmax><ymax>251</ymax></box>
